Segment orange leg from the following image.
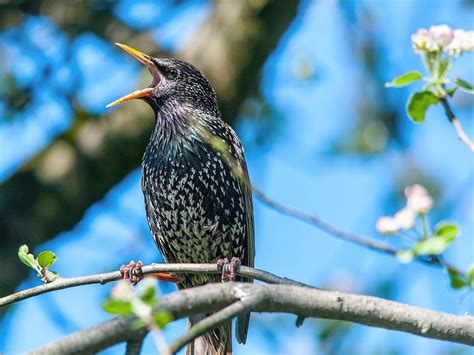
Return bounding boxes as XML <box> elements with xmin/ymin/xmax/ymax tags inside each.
<box><xmin>148</xmin><ymin>272</ymin><xmax>184</xmax><ymax>283</ymax></box>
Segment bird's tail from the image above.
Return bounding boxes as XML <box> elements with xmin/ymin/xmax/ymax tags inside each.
<box><xmin>186</xmin><ymin>314</ymin><xmax>232</xmax><ymax>355</ymax></box>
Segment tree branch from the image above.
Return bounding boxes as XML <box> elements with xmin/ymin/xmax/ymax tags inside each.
<box><xmin>440</xmin><ymin>97</ymin><xmax>474</xmax><ymax>152</ymax></box>
<box><xmin>0</xmin><ymin>264</ymin><xmax>311</xmax><ymax>308</ymax></box>
<box><xmin>169</xmin><ymin>294</ymin><xmax>259</xmax><ymax>353</ymax></box>
<box><xmin>252</xmin><ymin>187</ymin><xmax>465</xmax><ymax>274</ymax></box>
<box><xmin>30</xmin><ymin>282</ymin><xmax>474</xmax><ymax>354</ymax></box>
<box><xmin>125</xmin><ymin>333</ymin><xmax>146</xmax><ymax>355</ymax></box>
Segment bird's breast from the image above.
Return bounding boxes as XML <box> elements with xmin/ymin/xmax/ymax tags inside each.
<box><xmin>141</xmin><ymin>143</ymin><xmax>247</xmax><ymax>267</ymax></box>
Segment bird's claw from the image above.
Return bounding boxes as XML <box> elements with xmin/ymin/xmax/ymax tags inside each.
<box><xmin>120</xmin><ymin>260</ymin><xmax>143</xmax><ymax>285</ymax></box>
<box><xmin>217</xmin><ymin>257</ymin><xmax>241</xmax><ymax>282</ymax></box>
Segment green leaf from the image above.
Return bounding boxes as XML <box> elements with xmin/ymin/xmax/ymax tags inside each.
<box><xmin>18</xmin><ymin>245</ymin><xmax>29</xmax><ymax>254</ymax></box>
<box><xmin>414</xmin><ymin>234</ymin><xmax>455</xmax><ymax>256</ymax></box>
<box><xmin>468</xmin><ymin>265</ymin><xmax>474</xmax><ymax>280</ymax></box>
<box><xmin>37</xmin><ymin>251</ymin><xmax>57</xmax><ymax>269</ymax></box>
<box><xmin>385</xmin><ymin>71</ymin><xmax>423</xmax><ymax>88</ymax></box>
<box><xmin>447</xmin><ymin>269</ymin><xmax>468</xmax><ymax>289</ymax></box>
<box><xmin>153</xmin><ymin>311</ymin><xmax>173</xmax><ymax>329</ymax></box>
<box><xmin>102</xmin><ymin>299</ymin><xmax>133</xmax><ymax>315</ymax></box>
<box><xmin>130</xmin><ymin>319</ymin><xmax>147</xmax><ymax>330</ymax></box>
<box><xmin>140</xmin><ymin>285</ymin><xmax>156</xmax><ymax>306</ymax></box>
<box><xmin>433</xmin><ymin>222</ymin><xmax>459</xmax><ymax>242</ymax></box>
<box><xmin>452</xmin><ymin>78</ymin><xmax>474</xmax><ymax>94</ymax></box>
<box><xmin>396</xmin><ymin>250</ymin><xmax>414</xmax><ymax>264</ymax></box>
<box><xmin>406</xmin><ymin>91</ymin><xmax>439</xmax><ymax>122</ymax></box>
<box><xmin>18</xmin><ymin>245</ymin><xmax>41</xmax><ymax>273</ymax></box>
<box><xmin>446</xmin><ymin>87</ymin><xmax>457</xmax><ymax>97</ymax></box>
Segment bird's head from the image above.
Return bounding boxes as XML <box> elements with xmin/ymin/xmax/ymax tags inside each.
<box><xmin>107</xmin><ymin>43</ymin><xmax>219</xmax><ymax>117</ymax></box>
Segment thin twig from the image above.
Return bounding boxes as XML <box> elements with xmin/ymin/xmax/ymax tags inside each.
<box><xmin>440</xmin><ymin>97</ymin><xmax>474</xmax><ymax>152</ymax></box>
<box><xmin>0</xmin><ymin>264</ymin><xmax>311</xmax><ymax>308</ymax></box>
<box><xmin>252</xmin><ymin>187</ymin><xmax>465</xmax><ymax>274</ymax></box>
<box><xmin>169</xmin><ymin>294</ymin><xmax>260</xmax><ymax>353</ymax></box>
<box><xmin>149</xmin><ymin>327</ymin><xmax>171</xmax><ymax>355</ymax></box>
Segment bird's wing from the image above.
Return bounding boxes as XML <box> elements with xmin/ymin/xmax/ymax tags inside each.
<box><xmin>193</xmin><ymin>117</ymin><xmax>255</xmax><ymax>269</ymax></box>
<box><xmin>194</xmin><ymin>117</ymin><xmax>255</xmax><ymax>344</ymax></box>
<box><xmin>242</xmin><ymin>160</ymin><xmax>255</xmax><ymax>269</ymax></box>
<box><xmin>224</xmin><ymin>125</ymin><xmax>255</xmax><ymax>345</ymax></box>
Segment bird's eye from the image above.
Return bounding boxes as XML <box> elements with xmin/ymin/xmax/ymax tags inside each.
<box><xmin>167</xmin><ymin>68</ymin><xmax>178</xmax><ymax>80</ymax></box>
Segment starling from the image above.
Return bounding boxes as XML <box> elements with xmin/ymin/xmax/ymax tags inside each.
<box><xmin>107</xmin><ymin>43</ymin><xmax>255</xmax><ymax>355</ymax></box>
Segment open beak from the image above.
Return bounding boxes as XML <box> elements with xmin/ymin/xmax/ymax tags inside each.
<box><xmin>106</xmin><ymin>43</ymin><xmax>160</xmax><ymax>108</ymax></box>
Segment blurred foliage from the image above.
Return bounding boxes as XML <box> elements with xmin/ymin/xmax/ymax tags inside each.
<box><xmin>1</xmin><ymin>75</ymin><xmax>32</xmax><ymax>120</ymax></box>
<box><xmin>329</xmin><ymin>0</ymin><xmax>404</xmax><ymax>156</ymax></box>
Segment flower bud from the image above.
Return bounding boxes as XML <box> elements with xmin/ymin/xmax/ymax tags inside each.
<box><xmin>411</xmin><ymin>28</ymin><xmax>429</xmax><ymax>53</ymax></box>
<box><xmin>394</xmin><ymin>208</ymin><xmax>416</xmax><ymax>229</ymax></box>
<box><xmin>404</xmin><ymin>184</ymin><xmax>428</xmax><ymax>199</ymax></box>
<box><xmin>404</xmin><ymin>184</ymin><xmax>433</xmax><ymax>214</ymax></box>
<box><xmin>376</xmin><ymin>216</ymin><xmax>400</xmax><ymax>234</ymax></box>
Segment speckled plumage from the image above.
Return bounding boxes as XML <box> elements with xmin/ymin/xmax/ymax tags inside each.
<box><xmin>139</xmin><ymin>58</ymin><xmax>254</xmax><ymax>354</ymax></box>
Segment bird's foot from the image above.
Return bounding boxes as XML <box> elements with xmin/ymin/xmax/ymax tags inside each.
<box><xmin>120</xmin><ymin>260</ymin><xmax>143</xmax><ymax>285</ymax></box>
<box><xmin>120</xmin><ymin>261</ymin><xmax>184</xmax><ymax>285</ymax></box>
<box><xmin>217</xmin><ymin>257</ymin><xmax>241</xmax><ymax>282</ymax></box>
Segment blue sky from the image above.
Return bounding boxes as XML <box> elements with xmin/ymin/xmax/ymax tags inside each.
<box><xmin>1</xmin><ymin>0</ymin><xmax>473</xmax><ymax>353</ymax></box>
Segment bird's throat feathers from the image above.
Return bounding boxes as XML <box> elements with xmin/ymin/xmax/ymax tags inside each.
<box><xmin>144</xmin><ymin>100</ymin><xmax>219</xmax><ymax>167</ymax></box>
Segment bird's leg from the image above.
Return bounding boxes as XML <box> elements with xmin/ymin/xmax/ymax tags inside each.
<box><xmin>217</xmin><ymin>257</ymin><xmax>230</xmax><ymax>282</ymax></box>
<box><xmin>120</xmin><ymin>260</ymin><xmax>143</xmax><ymax>286</ymax></box>
<box><xmin>229</xmin><ymin>257</ymin><xmax>241</xmax><ymax>281</ymax></box>
<box><xmin>217</xmin><ymin>257</ymin><xmax>241</xmax><ymax>282</ymax></box>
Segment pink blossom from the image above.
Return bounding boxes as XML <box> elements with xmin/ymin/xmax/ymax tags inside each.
<box><xmin>428</xmin><ymin>25</ymin><xmax>454</xmax><ymax>48</ymax></box>
<box><xmin>404</xmin><ymin>184</ymin><xmax>428</xmax><ymax>199</ymax></box>
<box><xmin>404</xmin><ymin>184</ymin><xmax>434</xmax><ymax>214</ymax></box>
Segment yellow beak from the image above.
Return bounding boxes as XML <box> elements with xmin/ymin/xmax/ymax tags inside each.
<box><xmin>106</xmin><ymin>43</ymin><xmax>158</xmax><ymax>108</ymax></box>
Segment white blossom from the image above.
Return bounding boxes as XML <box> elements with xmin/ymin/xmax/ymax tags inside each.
<box><xmin>412</xmin><ymin>25</ymin><xmax>474</xmax><ymax>56</ymax></box>
<box><xmin>111</xmin><ymin>280</ymin><xmax>134</xmax><ymax>300</ymax></box>
<box><xmin>411</xmin><ymin>28</ymin><xmax>430</xmax><ymax>53</ymax></box>
<box><xmin>446</xmin><ymin>29</ymin><xmax>474</xmax><ymax>56</ymax></box>
<box><xmin>462</xmin><ymin>30</ymin><xmax>474</xmax><ymax>51</ymax></box>
<box><xmin>394</xmin><ymin>208</ymin><xmax>416</xmax><ymax>229</ymax></box>
<box><xmin>131</xmin><ymin>298</ymin><xmax>153</xmax><ymax>323</ymax></box>
<box><xmin>376</xmin><ymin>216</ymin><xmax>400</xmax><ymax>234</ymax></box>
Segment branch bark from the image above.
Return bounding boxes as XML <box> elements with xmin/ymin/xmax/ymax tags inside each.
<box><xmin>168</xmin><ymin>295</ymin><xmax>259</xmax><ymax>353</ymax></box>
<box><xmin>29</xmin><ymin>282</ymin><xmax>474</xmax><ymax>354</ymax></box>
<box><xmin>0</xmin><ymin>263</ymin><xmax>311</xmax><ymax>308</ymax></box>
<box><xmin>125</xmin><ymin>333</ymin><xmax>146</xmax><ymax>355</ymax></box>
